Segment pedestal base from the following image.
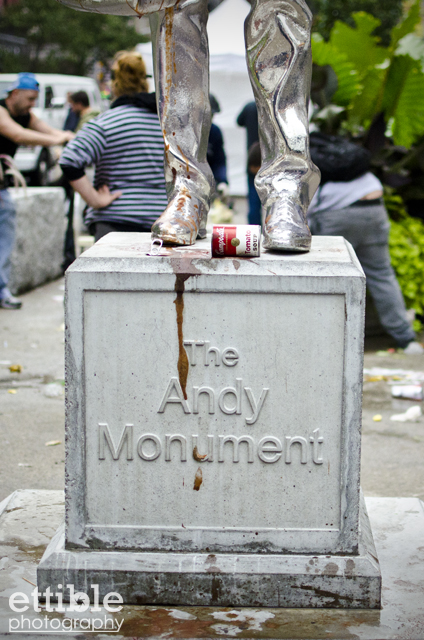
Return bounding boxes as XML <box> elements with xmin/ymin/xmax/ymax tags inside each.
<box><xmin>37</xmin><ymin>497</ymin><xmax>381</xmax><ymax>609</ymax></box>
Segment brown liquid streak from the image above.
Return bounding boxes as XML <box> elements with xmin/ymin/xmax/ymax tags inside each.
<box><xmin>127</xmin><ymin>0</ymin><xmax>143</xmax><ymax>16</ymax></box>
<box><xmin>162</xmin><ymin>7</ymin><xmax>175</xmax><ymax>125</ymax></box>
<box><xmin>174</xmin><ymin>274</ymin><xmax>190</xmax><ymax>400</ymax></box>
<box><xmin>177</xmin><ymin>145</ymin><xmax>191</xmax><ymax>173</ymax></box>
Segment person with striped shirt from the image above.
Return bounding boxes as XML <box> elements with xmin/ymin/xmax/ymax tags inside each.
<box><xmin>60</xmin><ymin>51</ymin><xmax>168</xmax><ymax>242</ymax></box>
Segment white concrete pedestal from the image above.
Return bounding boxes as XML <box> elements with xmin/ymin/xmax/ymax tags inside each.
<box><xmin>38</xmin><ymin>234</ymin><xmax>381</xmax><ymax>607</ymax></box>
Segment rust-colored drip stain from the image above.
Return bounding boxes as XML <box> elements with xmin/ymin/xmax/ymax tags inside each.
<box><xmin>193</xmin><ymin>446</ymin><xmax>207</xmax><ymax>462</ymax></box>
<box><xmin>120</xmin><ymin>604</ymin><xmax>381</xmax><ymax>638</ymax></box>
<box><xmin>177</xmin><ymin>145</ymin><xmax>191</xmax><ymax>174</ymax></box>
<box><xmin>170</xmin><ymin>248</ymin><xmax>211</xmax><ymax>259</ymax></box>
<box><xmin>171</xmin><ymin>255</ymin><xmax>203</xmax><ymax>276</ymax></box>
<box><xmin>135</xmin><ymin>0</ymin><xmax>145</xmax><ymax>16</ymax></box>
<box><xmin>174</xmin><ymin>273</ymin><xmax>190</xmax><ymax>399</ymax></box>
<box><xmin>193</xmin><ymin>467</ymin><xmax>203</xmax><ymax>491</ymax></box>
<box><xmin>171</xmin><ymin>259</ymin><xmax>203</xmax><ymax>394</ymax></box>
<box><xmin>122</xmin><ymin>608</ymin><xmax>214</xmax><ymax>638</ymax></box>
<box><xmin>126</xmin><ymin>0</ymin><xmax>143</xmax><ymax>16</ymax></box>
<box><xmin>162</xmin><ymin>6</ymin><xmax>175</xmax><ymax>123</ymax></box>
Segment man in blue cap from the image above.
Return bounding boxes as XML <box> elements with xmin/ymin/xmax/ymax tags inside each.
<box><xmin>0</xmin><ymin>73</ymin><xmax>74</xmax><ymax>309</ymax></box>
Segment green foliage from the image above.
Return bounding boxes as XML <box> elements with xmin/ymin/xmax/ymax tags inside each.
<box><xmin>312</xmin><ymin>2</ymin><xmax>424</xmax><ymax>320</ymax></box>
<box><xmin>386</xmin><ymin>191</ymin><xmax>424</xmax><ymax>322</ymax></box>
<box><xmin>311</xmin><ymin>0</ymin><xmax>424</xmax><ymax>148</ymax></box>
<box><xmin>0</xmin><ymin>0</ymin><xmax>145</xmax><ymax>75</ymax></box>
<box><xmin>385</xmin><ymin>57</ymin><xmax>424</xmax><ymax>148</ymax></box>
<box><xmin>390</xmin><ymin>0</ymin><xmax>421</xmax><ymax>46</ymax></box>
<box><xmin>311</xmin><ymin>0</ymin><xmax>403</xmax><ymax>46</ymax></box>
<box><xmin>311</xmin><ymin>34</ymin><xmax>360</xmax><ymax>105</ymax></box>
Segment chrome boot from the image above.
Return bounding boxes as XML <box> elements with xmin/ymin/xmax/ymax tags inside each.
<box><xmin>246</xmin><ymin>0</ymin><xmax>320</xmax><ymax>252</ymax></box>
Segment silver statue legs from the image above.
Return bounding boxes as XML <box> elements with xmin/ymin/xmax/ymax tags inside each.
<box><xmin>245</xmin><ymin>0</ymin><xmax>320</xmax><ymax>251</ymax></box>
<box><xmin>57</xmin><ymin>0</ymin><xmax>320</xmax><ymax>250</ymax></box>
<box><xmin>150</xmin><ymin>0</ymin><xmax>214</xmax><ymax>245</ymax></box>
<box><xmin>150</xmin><ymin>0</ymin><xmax>320</xmax><ymax>248</ymax></box>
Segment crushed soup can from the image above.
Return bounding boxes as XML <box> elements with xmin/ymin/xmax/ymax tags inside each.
<box><xmin>212</xmin><ymin>225</ymin><xmax>261</xmax><ymax>258</ymax></box>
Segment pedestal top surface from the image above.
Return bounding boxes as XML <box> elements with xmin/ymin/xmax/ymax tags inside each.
<box><xmin>71</xmin><ymin>234</ymin><xmax>364</xmax><ymax>280</ymax></box>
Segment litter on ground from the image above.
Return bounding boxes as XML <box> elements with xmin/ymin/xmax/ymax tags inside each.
<box><xmin>390</xmin><ymin>406</ymin><xmax>422</xmax><ymax>422</ymax></box>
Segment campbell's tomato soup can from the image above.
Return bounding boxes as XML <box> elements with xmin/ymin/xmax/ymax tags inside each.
<box><xmin>212</xmin><ymin>225</ymin><xmax>261</xmax><ymax>257</ymax></box>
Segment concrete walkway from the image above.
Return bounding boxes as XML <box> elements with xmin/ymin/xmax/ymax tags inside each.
<box><xmin>0</xmin><ymin>278</ymin><xmax>65</xmax><ymax>501</ymax></box>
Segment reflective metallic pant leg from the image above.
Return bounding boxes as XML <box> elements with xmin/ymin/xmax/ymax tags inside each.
<box><xmin>57</xmin><ymin>0</ymin><xmax>214</xmax><ymax>247</ymax></box>
<box><xmin>150</xmin><ymin>0</ymin><xmax>215</xmax><ymax>245</ymax></box>
<box><xmin>245</xmin><ymin>0</ymin><xmax>320</xmax><ymax>251</ymax></box>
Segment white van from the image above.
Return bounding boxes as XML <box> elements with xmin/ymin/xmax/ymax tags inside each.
<box><xmin>0</xmin><ymin>73</ymin><xmax>104</xmax><ymax>185</ymax></box>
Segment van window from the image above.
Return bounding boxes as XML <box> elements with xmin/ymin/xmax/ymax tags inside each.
<box><xmin>0</xmin><ymin>82</ymin><xmax>11</xmax><ymax>99</ymax></box>
<box><xmin>45</xmin><ymin>86</ymin><xmax>54</xmax><ymax>108</ymax></box>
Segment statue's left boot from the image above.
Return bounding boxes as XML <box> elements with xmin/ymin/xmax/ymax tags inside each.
<box><xmin>149</xmin><ymin>0</ymin><xmax>214</xmax><ymax>247</ymax></box>
<box><xmin>245</xmin><ymin>0</ymin><xmax>320</xmax><ymax>253</ymax></box>
<box><xmin>263</xmin><ymin>194</ymin><xmax>311</xmax><ymax>252</ymax></box>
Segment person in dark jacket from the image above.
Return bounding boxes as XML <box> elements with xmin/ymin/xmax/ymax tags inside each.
<box><xmin>207</xmin><ymin>95</ymin><xmax>228</xmax><ymax>196</ymax></box>
<box><xmin>237</xmin><ymin>101</ymin><xmax>261</xmax><ymax>226</ymax></box>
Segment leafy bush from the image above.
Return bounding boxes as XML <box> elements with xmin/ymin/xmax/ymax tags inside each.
<box><xmin>386</xmin><ymin>191</ymin><xmax>424</xmax><ymax>327</ymax></box>
<box><xmin>311</xmin><ymin>0</ymin><xmax>424</xmax><ymax>147</ymax></box>
<box><xmin>310</xmin><ymin>0</ymin><xmax>403</xmax><ymax>46</ymax></box>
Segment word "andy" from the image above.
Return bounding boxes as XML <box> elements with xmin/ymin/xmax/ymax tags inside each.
<box><xmin>158</xmin><ymin>377</ymin><xmax>268</xmax><ymax>425</ymax></box>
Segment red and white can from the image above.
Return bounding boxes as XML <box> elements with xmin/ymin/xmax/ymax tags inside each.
<box><xmin>212</xmin><ymin>225</ymin><xmax>261</xmax><ymax>258</ymax></box>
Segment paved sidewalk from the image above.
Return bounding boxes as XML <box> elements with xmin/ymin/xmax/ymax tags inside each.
<box><xmin>0</xmin><ymin>279</ymin><xmax>65</xmax><ymax>501</ymax></box>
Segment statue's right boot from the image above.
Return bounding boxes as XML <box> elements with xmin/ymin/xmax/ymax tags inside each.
<box><xmin>151</xmin><ymin>189</ymin><xmax>208</xmax><ymax>245</ymax></box>
<box><xmin>245</xmin><ymin>0</ymin><xmax>320</xmax><ymax>252</ymax></box>
<box><xmin>149</xmin><ymin>0</ymin><xmax>214</xmax><ymax>246</ymax></box>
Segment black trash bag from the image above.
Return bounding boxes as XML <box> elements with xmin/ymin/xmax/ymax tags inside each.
<box><xmin>310</xmin><ymin>132</ymin><xmax>371</xmax><ymax>184</ymax></box>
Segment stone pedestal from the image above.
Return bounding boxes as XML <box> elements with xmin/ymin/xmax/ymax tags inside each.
<box><xmin>38</xmin><ymin>233</ymin><xmax>381</xmax><ymax>608</ymax></box>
